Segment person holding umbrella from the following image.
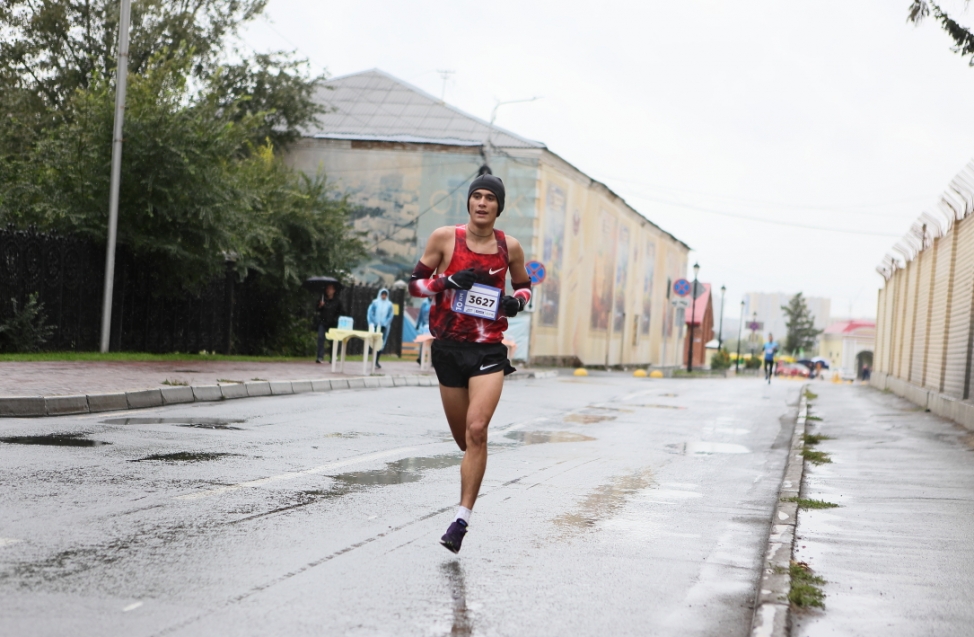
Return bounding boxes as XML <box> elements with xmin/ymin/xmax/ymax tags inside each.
<box><xmin>314</xmin><ymin>281</ymin><xmax>344</xmax><ymax>364</ymax></box>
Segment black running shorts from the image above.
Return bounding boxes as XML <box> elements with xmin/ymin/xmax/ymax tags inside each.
<box><xmin>431</xmin><ymin>339</ymin><xmax>516</xmax><ymax>388</ymax></box>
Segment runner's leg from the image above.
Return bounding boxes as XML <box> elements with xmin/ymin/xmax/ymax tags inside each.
<box><xmin>459</xmin><ymin>371</ymin><xmax>505</xmax><ymax>509</ymax></box>
<box><xmin>438</xmin><ymin>385</ymin><xmax>470</xmax><ymax>451</ymax></box>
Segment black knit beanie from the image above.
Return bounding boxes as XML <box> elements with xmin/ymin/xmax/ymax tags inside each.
<box><xmin>467</xmin><ymin>173</ymin><xmax>506</xmax><ymax>215</ymax></box>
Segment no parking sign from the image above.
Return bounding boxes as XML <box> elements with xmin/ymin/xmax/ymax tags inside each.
<box><xmin>525</xmin><ymin>260</ymin><xmax>546</xmax><ymax>285</ymax></box>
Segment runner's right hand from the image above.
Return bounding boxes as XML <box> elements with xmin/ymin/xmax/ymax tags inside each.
<box><xmin>444</xmin><ymin>268</ymin><xmax>477</xmax><ymax>290</ymax></box>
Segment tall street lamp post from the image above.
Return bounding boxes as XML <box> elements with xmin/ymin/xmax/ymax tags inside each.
<box><xmin>735</xmin><ymin>299</ymin><xmax>745</xmax><ymax>373</ymax></box>
<box><xmin>717</xmin><ymin>284</ymin><xmax>726</xmax><ymax>351</ymax></box>
<box><xmin>99</xmin><ymin>0</ymin><xmax>132</xmax><ymax>352</ymax></box>
<box><xmin>687</xmin><ymin>263</ymin><xmax>700</xmax><ymax>373</ymax></box>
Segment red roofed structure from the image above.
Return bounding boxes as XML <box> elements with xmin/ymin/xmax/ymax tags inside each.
<box><xmin>683</xmin><ymin>283</ymin><xmax>714</xmax><ymax>368</ymax></box>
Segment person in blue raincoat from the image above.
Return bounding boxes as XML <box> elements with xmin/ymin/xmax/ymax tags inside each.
<box><xmin>416</xmin><ymin>297</ymin><xmax>431</xmax><ymax>335</ymax></box>
<box><xmin>367</xmin><ymin>288</ymin><xmax>395</xmax><ymax>368</ymax></box>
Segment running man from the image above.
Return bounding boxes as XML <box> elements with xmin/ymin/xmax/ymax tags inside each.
<box><xmin>763</xmin><ymin>333</ymin><xmax>779</xmax><ymax>383</ymax></box>
<box><xmin>408</xmin><ymin>171</ymin><xmax>531</xmax><ymax>554</ymax></box>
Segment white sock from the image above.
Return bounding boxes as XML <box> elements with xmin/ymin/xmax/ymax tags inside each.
<box><xmin>456</xmin><ymin>506</ymin><xmax>472</xmax><ymax>525</ymax></box>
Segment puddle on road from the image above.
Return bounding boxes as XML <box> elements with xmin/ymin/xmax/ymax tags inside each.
<box><xmin>130</xmin><ymin>452</ymin><xmax>239</xmax><ymax>462</ymax></box>
<box><xmin>588</xmin><ymin>405</ymin><xmax>635</xmax><ymax>413</ymax></box>
<box><xmin>555</xmin><ymin>469</ymin><xmax>654</xmax><ymax>531</ymax></box>
<box><xmin>0</xmin><ymin>433</ymin><xmax>110</xmax><ymax>447</ymax></box>
<box><xmin>667</xmin><ymin>442</ymin><xmax>751</xmax><ymax>455</ymax></box>
<box><xmin>564</xmin><ymin>413</ymin><xmax>615</xmax><ymax>425</ymax></box>
<box><xmin>630</xmin><ymin>403</ymin><xmax>687</xmax><ymax>410</ymax></box>
<box><xmin>103</xmin><ymin>417</ymin><xmax>245</xmax><ymax>430</ymax></box>
<box><xmin>331</xmin><ymin>454</ymin><xmax>463</xmax><ymax>486</ymax></box>
<box><xmin>505</xmin><ymin>431</ymin><xmax>595</xmax><ymax>445</ymax></box>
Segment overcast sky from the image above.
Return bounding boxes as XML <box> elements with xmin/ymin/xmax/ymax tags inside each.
<box><xmin>242</xmin><ymin>0</ymin><xmax>974</xmax><ymax>319</ymax></box>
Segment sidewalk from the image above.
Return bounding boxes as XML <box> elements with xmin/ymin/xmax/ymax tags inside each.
<box><xmin>792</xmin><ymin>383</ymin><xmax>974</xmax><ymax>636</ymax></box>
<box><xmin>0</xmin><ymin>359</ymin><xmax>435</xmax><ymax>397</ymax></box>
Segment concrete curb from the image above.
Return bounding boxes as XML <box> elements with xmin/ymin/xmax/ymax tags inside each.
<box><xmin>749</xmin><ymin>385</ymin><xmax>807</xmax><ymax>637</ymax></box>
<box><xmin>0</xmin><ymin>369</ymin><xmax>559</xmax><ymax>418</ymax></box>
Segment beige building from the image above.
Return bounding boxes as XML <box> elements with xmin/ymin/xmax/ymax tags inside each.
<box><xmin>820</xmin><ymin>320</ymin><xmax>875</xmax><ymax>379</ymax></box>
<box><xmin>285</xmin><ymin>69</ymin><xmax>690</xmax><ymax>366</ymax></box>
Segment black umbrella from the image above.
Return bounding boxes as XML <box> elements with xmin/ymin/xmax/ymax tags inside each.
<box><xmin>303</xmin><ymin>276</ymin><xmax>344</xmax><ymax>295</ymax></box>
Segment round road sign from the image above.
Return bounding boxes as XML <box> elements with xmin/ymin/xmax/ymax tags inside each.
<box><xmin>525</xmin><ymin>260</ymin><xmax>546</xmax><ymax>285</ymax></box>
<box><xmin>673</xmin><ymin>278</ymin><xmax>691</xmax><ymax>297</ymax></box>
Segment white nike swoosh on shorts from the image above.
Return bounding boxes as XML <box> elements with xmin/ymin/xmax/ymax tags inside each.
<box><xmin>480</xmin><ymin>363</ymin><xmax>499</xmax><ymax>371</ymax></box>
<box><xmin>488</xmin><ymin>267</ymin><xmax>504</xmax><ymax>275</ymax></box>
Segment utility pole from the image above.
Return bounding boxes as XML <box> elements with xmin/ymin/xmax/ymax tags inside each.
<box><xmin>717</xmin><ymin>284</ymin><xmax>726</xmax><ymax>351</ymax></box>
<box><xmin>99</xmin><ymin>0</ymin><xmax>132</xmax><ymax>352</ymax></box>
<box><xmin>687</xmin><ymin>263</ymin><xmax>700</xmax><ymax>372</ymax></box>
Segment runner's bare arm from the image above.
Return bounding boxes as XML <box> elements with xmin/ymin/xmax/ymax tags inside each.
<box><xmin>506</xmin><ymin>238</ymin><xmax>532</xmax><ymax>309</ymax></box>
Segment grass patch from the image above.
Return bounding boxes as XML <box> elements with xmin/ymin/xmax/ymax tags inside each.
<box><xmin>804</xmin><ymin>389</ymin><xmax>819</xmax><ymax>400</ymax></box>
<box><xmin>161</xmin><ymin>378</ymin><xmax>188</xmax><ymax>386</ymax></box>
<box><xmin>802</xmin><ymin>448</ymin><xmax>832</xmax><ymax>465</ymax></box>
<box><xmin>803</xmin><ymin>433</ymin><xmax>832</xmax><ymax>446</ymax></box>
<box><xmin>806</xmin><ymin>415</ymin><xmax>823</xmax><ymax>421</ymax></box>
<box><xmin>216</xmin><ymin>379</ymin><xmax>243</xmax><ymax>384</ymax></box>
<box><xmin>789</xmin><ymin>561</ymin><xmax>827</xmax><ymax>609</ymax></box>
<box><xmin>782</xmin><ymin>496</ymin><xmax>840</xmax><ymax>510</ymax></box>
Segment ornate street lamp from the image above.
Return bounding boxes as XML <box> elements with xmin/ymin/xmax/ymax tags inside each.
<box><xmin>735</xmin><ymin>300</ymin><xmax>745</xmax><ymax>373</ymax></box>
<box><xmin>718</xmin><ymin>285</ymin><xmax>726</xmax><ymax>351</ymax></box>
<box><xmin>687</xmin><ymin>263</ymin><xmax>700</xmax><ymax>372</ymax></box>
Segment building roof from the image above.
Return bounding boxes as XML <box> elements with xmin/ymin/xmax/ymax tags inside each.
<box><xmin>685</xmin><ymin>283</ymin><xmax>712</xmax><ymax>326</ymax></box>
<box><xmin>823</xmin><ymin>320</ymin><xmax>875</xmax><ymax>335</ymax></box>
<box><xmin>307</xmin><ymin>69</ymin><xmax>545</xmax><ymax>149</ymax></box>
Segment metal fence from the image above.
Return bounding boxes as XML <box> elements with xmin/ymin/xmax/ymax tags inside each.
<box><xmin>873</xmin><ymin>160</ymin><xmax>974</xmax><ymax>399</ymax></box>
<box><xmin>0</xmin><ymin>226</ymin><xmax>403</xmax><ymax>356</ymax></box>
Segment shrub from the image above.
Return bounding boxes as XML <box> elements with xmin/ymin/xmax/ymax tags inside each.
<box><xmin>0</xmin><ymin>293</ymin><xmax>55</xmax><ymax>352</ymax></box>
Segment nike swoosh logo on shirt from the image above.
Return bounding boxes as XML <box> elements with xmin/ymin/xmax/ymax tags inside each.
<box><xmin>480</xmin><ymin>363</ymin><xmax>499</xmax><ymax>371</ymax></box>
<box><xmin>488</xmin><ymin>267</ymin><xmax>504</xmax><ymax>275</ymax></box>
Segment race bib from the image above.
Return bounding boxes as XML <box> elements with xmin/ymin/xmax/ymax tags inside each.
<box><xmin>453</xmin><ymin>283</ymin><xmax>501</xmax><ymax>320</ymax></box>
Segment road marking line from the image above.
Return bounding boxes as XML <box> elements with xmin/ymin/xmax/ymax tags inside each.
<box><xmin>0</xmin><ymin>538</ymin><xmax>22</xmax><ymax>548</ymax></box>
<box><xmin>123</xmin><ymin>602</ymin><xmax>143</xmax><ymax>612</ymax></box>
<box><xmin>175</xmin><ymin>445</ymin><xmax>435</xmax><ymax>500</ymax></box>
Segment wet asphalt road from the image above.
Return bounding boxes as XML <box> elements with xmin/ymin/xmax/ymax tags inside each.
<box><xmin>1</xmin><ymin>374</ymin><xmax>798</xmax><ymax>637</ymax></box>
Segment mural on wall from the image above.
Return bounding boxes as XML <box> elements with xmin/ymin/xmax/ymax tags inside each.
<box><xmin>642</xmin><ymin>239</ymin><xmax>656</xmax><ymax>335</ymax></box>
<box><xmin>590</xmin><ymin>210</ymin><xmax>616</xmax><ymax>330</ymax></box>
<box><xmin>540</xmin><ymin>184</ymin><xmax>567</xmax><ymax>326</ymax></box>
<box><xmin>613</xmin><ymin>224</ymin><xmax>630</xmax><ymax>333</ymax></box>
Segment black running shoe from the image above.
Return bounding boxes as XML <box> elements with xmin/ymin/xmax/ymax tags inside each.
<box><xmin>440</xmin><ymin>519</ymin><xmax>468</xmax><ymax>554</ymax></box>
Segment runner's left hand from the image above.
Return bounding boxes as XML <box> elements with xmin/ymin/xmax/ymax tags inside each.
<box><xmin>501</xmin><ymin>295</ymin><xmax>523</xmax><ymax>317</ymax></box>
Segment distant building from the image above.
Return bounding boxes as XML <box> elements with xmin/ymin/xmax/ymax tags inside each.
<box><xmin>285</xmin><ymin>69</ymin><xmax>690</xmax><ymax>367</ymax></box>
<box><xmin>820</xmin><ymin>320</ymin><xmax>875</xmax><ymax>379</ymax></box>
<box><xmin>683</xmin><ymin>283</ymin><xmax>714</xmax><ymax>368</ymax></box>
<box><xmin>743</xmin><ymin>292</ymin><xmax>830</xmax><ymax>348</ymax></box>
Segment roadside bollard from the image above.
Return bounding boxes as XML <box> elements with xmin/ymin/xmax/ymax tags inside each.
<box><xmin>633</xmin><ymin>369</ymin><xmax>648</xmax><ymax>378</ymax></box>
<box><xmin>574</xmin><ymin>368</ymin><xmax>588</xmax><ymax>376</ymax></box>
<box><xmin>649</xmin><ymin>370</ymin><xmax>664</xmax><ymax>379</ymax></box>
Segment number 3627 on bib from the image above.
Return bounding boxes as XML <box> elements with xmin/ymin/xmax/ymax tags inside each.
<box><xmin>453</xmin><ymin>283</ymin><xmax>501</xmax><ymax>320</ymax></box>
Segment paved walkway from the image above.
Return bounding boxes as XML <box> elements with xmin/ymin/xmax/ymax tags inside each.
<box><xmin>0</xmin><ymin>360</ymin><xmax>435</xmax><ymax>397</ymax></box>
<box><xmin>792</xmin><ymin>383</ymin><xmax>974</xmax><ymax>636</ymax></box>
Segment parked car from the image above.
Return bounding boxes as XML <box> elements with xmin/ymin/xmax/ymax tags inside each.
<box><xmin>777</xmin><ymin>362</ymin><xmax>810</xmax><ymax>378</ymax></box>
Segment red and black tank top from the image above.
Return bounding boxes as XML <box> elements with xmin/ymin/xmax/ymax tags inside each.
<box><xmin>429</xmin><ymin>225</ymin><xmax>509</xmax><ymax>344</ymax></box>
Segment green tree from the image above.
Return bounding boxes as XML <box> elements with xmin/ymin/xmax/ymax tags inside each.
<box><xmin>908</xmin><ymin>1</ymin><xmax>974</xmax><ymax>65</ymax></box>
<box><xmin>781</xmin><ymin>293</ymin><xmax>821</xmax><ymax>355</ymax></box>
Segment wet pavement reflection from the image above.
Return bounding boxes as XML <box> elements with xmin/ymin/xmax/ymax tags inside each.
<box><xmin>441</xmin><ymin>561</ymin><xmax>472</xmax><ymax>637</ymax></box>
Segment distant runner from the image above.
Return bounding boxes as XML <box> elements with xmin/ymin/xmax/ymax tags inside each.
<box><xmin>763</xmin><ymin>333</ymin><xmax>779</xmax><ymax>384</ymax></box>
<box><xmin>408</xmin><ymin>171</ymin><xmax>531</xmax><ymax>554</ymax></box>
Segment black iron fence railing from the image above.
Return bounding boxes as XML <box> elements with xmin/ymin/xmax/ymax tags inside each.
<box><xmin>0</xmin><ymin>226</ymin><xmax>403</xmax><ymax>357</ymax></box>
